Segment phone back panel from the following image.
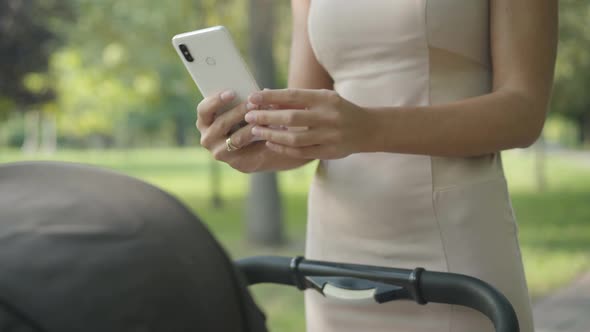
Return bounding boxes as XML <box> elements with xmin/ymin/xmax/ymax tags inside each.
<box><xmin>172</xmin><ymin>26</ymin><xmax>259</xmax><ymax>111</ymax></box>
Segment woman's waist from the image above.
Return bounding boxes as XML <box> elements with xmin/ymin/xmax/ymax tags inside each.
<box><xmin>308</xmin><ymin>153</ymin><xmax>512</xmax><ymax>240</ymax></box>
<box><xmin>313</xmin><ymin>152</ymin><xmax>506</xmax><ymax>192</ymax></box>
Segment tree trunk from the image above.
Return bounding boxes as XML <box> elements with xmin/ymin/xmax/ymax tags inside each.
<box><xmin>21</xmin><ymin>110</ymin><xmax>40</xmax><ymax>154</ymax></box>
<box><xmin>248</xmin><ymin>0</ymin><xmax>276</xmax><ymax>90</ymax></box>
<box><xmin>579</xmin><ymin>114</ymin><xmax>590</xmax><ymax>146</ymax></box>
<box><xmin>246</xmin><ymin>0</ymin><xmax>284</xmax><ymax>246</ymax></box>
<box><xmin>534</xmin><ymin>135</ymin><xmax>547</xmax><ymax>192</ymax></box>
<box><xmin>174</xmin><ymin>113</ymin><xmax>187</xmax><ymax>147</ymax></box>
<box><xmin>114</xmin><ymin>116</ymin><xmax>130</xmax><ymax>149</ymax></box>
<box><xmin>246</xmin><ymin>172</ymin><xmax>283</xmax><ymax>246</ymax></box>
<box><xmin>41</xmin><ymin>111</ymin><xmax>57</xmax><ymax>154</ymax></box>
<box><xmin>210</xmin><ymin>159</ymin><xmax>223</xmax><ymax>209</ymax></box>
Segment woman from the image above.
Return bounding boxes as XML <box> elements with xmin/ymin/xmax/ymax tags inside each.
<box><xmin>196</xmin><ymin>0</ymin><xmax>557</xmax><ymax>331</ymax></box>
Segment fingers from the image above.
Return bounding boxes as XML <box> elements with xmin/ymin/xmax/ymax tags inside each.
<box><xmin>228</xmin><ymin>123</ymin><xmax>257</xmax><ymax>149</ymax></box>
<box><xmin>210</xmin><ymin>140</ymin><xmax>244</xmax><ymax>163</ymax></box>
<box><xmin>210</xmin><ymin>136</ymin><xmax>264</xmax><ymax>164</ymax></box>
<box><xmin>200</xmin><ymin>96</ymin><xmax>257</xmax><ymax>150</ymax></box>
<box><xmin>265</xmin><ymin>141</ymin><xmax>325</xmax><ymax>159</ymax></box>
<box><xmin>248</xmin><ymin>88</ymin><xmax>338</xmax><ymax>108</ymax></box>
<box><xmin>251</xmin><ymin>126</ymin><xmax>334</xmax><ymax>147</ymax></box>
<box><xmin>198</xmin><ymin>89</ymin><xmax>254</xmax><ymax>149</ymax></box>
<box><xmin>209</xmin><ymin>101</ymin><xmax>251</xmax><ymax>136</ymax></box>
<box><xmin>196</xmin><ymin>90</ymin><xmax>236</xmax><ymax>130</ymax></box>
<box><xmin>200</xmin><ymin>102</ymin><xmax>247</xmax><ymax>149</ymax></box>
<box><xmin>245</xmin><ymin>109</ymin><xmax>335</xmax><ymax>127</ymax></box>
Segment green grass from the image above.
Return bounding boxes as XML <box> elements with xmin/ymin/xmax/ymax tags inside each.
<box><xmin>1</xmin><ymin>147</ymin><xmax>589</xmax><ymax>331</ymax></box>
<box><xmin>503</xmin><ymin>151</ymin><xmax>590</xmax><ymax>299</ymax></box>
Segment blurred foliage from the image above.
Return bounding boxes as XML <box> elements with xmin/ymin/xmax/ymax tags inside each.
<box><xmin>0</xmin><ymin>0</ymin><xmax>71</xmax><ymax>115</ymax></box>
<box><xmin>45</xmin><ymin>0</ymin><xmax>289</xmax><ymax>147</ymax></box>
<box><xmin>47</xmin><ymin>0</ymin><xmax>230</xmax><ymax>146</ymax></box>
<box><xmin>544</xmin><ymin>115</ymin><xmax>580</xmax><ymax>148</ymax></box>
<box><xmin>551</xmin><ymin>1</ymin><xmax>590</xmax><ymax>144</ymax></box>
<box><xmin>4</xmin><ymin>1</ymin><xmax>587</xmax><ymax>148</ymax></box>
<box><xmin>1</xmin><ymin>0</ymin><xmax>291</xmax><ymax>148</ymax></box>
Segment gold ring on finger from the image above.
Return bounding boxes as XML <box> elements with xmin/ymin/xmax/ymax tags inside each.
<box><xmin>226</xmin><ymin>137</ymin><xmax>239</xmax><ymax>152</ymax></box>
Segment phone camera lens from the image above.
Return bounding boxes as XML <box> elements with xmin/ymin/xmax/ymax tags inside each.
<box><xmin>178</xmin><ymin>44</ymin><xmax>194</xmax><ymax>62</ymax></box>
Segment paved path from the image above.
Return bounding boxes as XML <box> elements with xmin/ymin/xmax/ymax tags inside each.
<box><xmin>533</xmin><ymin>271</ymin><xmax>590</xmax><ymax>332</ymax></box>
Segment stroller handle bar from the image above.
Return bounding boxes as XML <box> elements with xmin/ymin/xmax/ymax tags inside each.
<box><xmin>237</xmin><ymin>256</ymin><xmax>519</xmax><ymax>332</ymax></box>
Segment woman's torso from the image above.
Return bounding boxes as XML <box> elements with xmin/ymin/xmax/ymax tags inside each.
<box><xmin>308</xmin><ymin>0</ymin><xmax>499</xmax><ymax>191</ymax></box>
<box><xmin>306</xmin><ymin>0</ymin><xmax>506</xmax><ymax>268</ymax></box>
<box><xmin>304</xmin><ymin>1</ymin><xmax>534</xmax><ymax>331</ymax></box>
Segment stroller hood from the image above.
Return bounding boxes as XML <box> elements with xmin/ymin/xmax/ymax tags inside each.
<box><xmin>0</xmin><ymin>161</ymin><xmax>267</xmax><ymax>332</ymax></box>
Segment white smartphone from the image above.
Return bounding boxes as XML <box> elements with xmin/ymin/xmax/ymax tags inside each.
<box><xmin>172</xmin><ymin>26</ymin><xmax>260</xmax><ymax>118</ymax></box>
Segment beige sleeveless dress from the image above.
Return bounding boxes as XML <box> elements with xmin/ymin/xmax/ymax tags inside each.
<box><xmin>304</xmin><ymin>1</ymin><xmax>535</xmax><ymax>331</ymax></box>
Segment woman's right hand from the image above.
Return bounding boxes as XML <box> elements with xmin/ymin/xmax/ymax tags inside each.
<box><xmin>196</xmin><ymin>90</ymin><xmax>268</xmax><ymax>173</ymax></box>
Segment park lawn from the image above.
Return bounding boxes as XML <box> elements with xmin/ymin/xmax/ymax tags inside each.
<box><xmin>1</xmin><ymin>147</ymin><xmax>589</xmax><ymax>332</ymax></box>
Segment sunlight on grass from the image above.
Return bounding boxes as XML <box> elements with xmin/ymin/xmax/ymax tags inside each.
<box><xmin>503</xmin><ymin>150</ymin><xmax>590</xmax><ymax>300</ymax></box>
<box><xmin>1</xmin><ymin>147</ymin><xmax>589</xmax><ymax>331</ymax></box>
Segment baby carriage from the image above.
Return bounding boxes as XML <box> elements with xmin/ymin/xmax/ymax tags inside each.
<box><xmin>0</xmin><ymin>161</ymin><xmax>519</xmax><ymax>332</ymax></box>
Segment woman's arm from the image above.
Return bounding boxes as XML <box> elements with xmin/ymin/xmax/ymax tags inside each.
<box><xmin>194</xmin><ymin>0</ymin><xmax>332</xmax><ymax>173</ymax></box>
<box><xmin>288</xmin><ymin>0</ymin><xmax>334</xmax><ymax>90</ymax></box>
<box><xmin>370</xmin><ymin>0</ymin><xmax>558</xmax><ymax>156</ymax></box>
<box><xmin>243</xmin><ymin>0</ymin><xmax>558</xmax><ymax>159</ymax></box>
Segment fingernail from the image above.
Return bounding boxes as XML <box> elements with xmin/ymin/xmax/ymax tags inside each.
<box><xmin>249</xmin><ymin>92</ymin><xmax>263</xmax><ymax>104</ymax></box>
<box><xmin>246</xmin><ymin>102</ymin><xmax>258</xmax><ymax>110</ymax></box>
<box><xmin>251</xmin><ymin>126</ymin><xmax>261</xmax><ymax>136</ymax></box>
<box><xmin>245</xmin><ymin>112</ymin><xmax>256</xmax><ymax>123</ymax></box>
<box><xmin>221</xmin><ymin>90</ymin><xmax>236</xmax><ymax>101</ymax></box>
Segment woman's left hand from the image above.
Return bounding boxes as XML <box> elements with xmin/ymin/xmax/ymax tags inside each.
<box><xmin>244</xmin><ymin>89</ymin><xmax>377</xmax><ymax>159</ymax></box>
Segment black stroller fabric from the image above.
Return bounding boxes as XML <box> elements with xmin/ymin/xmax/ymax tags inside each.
<box><xmin>0</xmin><ymin>161</ymin><xmax>268</xmax><ymax>332</ymax></box>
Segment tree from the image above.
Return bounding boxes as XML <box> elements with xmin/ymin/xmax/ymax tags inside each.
<box><xmin>245</xmin><ymin>0</ymin><xmax>285</xmax><ymax>246</ymax></box>
<box><xmin>551</xmin><ymin>1</ymin><xmax>590</xmax><ymax>144</ymax></box>
<box><xmin>0</xmin><ymin>0</ymin><xmax>70</xmax><ymax>152</ymax></box>
<box><xmin>42</xmin><ymin>0</ymin><xmax>249</xmax><ymax>147</ymax></box>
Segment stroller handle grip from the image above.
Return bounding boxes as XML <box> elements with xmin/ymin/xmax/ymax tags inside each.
<box><xmin>237</xmin><ymin>256</ymin><xmax>296</xmax><ymax>286</ymax></box>
<box><xmin>420</xmin><ymin>271</ymin><xmax>520</xmax><ymax>332</ymax></box>
<box><xmin>236</xmin><ymin>256</ymin><xmax>519</xmax><ymax>332</ymax></box>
